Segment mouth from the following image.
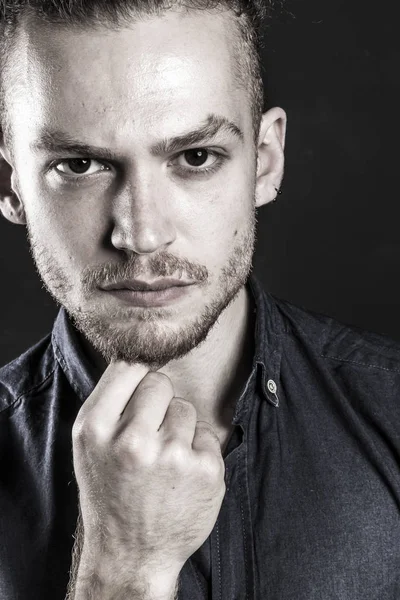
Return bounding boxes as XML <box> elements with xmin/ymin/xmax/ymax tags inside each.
<box><xmin>103</xmin><ymin>284</ymin><xmax>194</xmax><ymax>307</ymax></box>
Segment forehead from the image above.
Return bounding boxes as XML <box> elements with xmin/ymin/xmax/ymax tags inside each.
<box><xmin>9</xmin><ymin>10</ymin><xmax>246</xmax><ymax>146</ymax></box>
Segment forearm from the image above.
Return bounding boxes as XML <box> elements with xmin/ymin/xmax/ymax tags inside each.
<box><xmin>65</xmin><ymin>509</ymin><xmax>180</xmax><ymax>600</ymax></box>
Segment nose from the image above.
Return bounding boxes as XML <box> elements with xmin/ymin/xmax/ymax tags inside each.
<box><xmin>110</xmin><ymin>175</ymin><xmax>177</xmax><ymax>255</ymax></box>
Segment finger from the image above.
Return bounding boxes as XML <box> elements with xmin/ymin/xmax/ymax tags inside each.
<box><xmin>118</xmin><ymin>371</ymin><xmax>175</xmax><ymax>434</ymax></box>
<box><xmin>159</xmin><ymin>397</ymin><xmax>198</xmax><ymax>446</ymax></box>
<box><xmin>192</xmin><ymin>421</ymin><xmax>223</xmax><ymax>458</ymax></box>
<box><xmin>78</xmin><ymin>360</ymin><xmax>151</xmax><ymax>425</ymax></box>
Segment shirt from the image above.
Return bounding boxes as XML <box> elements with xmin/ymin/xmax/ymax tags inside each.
<box><xmin>1</xmin><ymin>272</ymin><xmax>400</xmax><ymax>600</ymax></box>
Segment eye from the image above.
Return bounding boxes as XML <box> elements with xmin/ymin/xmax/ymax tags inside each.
<box><xmin>54</xmin><ymin>158</ymin><xmax>106</xmax><ymax>176</ymax></box>
<box><xmin>175</xmin><ymin>149</ymin><xmax>219</xmax><ymax>170</ymax></box>
<box><xmin>171</xmin><ymin>148</ymin><xmax>227</xmax><ymax>178</ymax></box>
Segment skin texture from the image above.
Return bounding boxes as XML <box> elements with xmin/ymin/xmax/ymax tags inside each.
<box><xmin>0</xmin><ymin>7</ymin><xmax>286</xmax><ymax>438</ymax></box>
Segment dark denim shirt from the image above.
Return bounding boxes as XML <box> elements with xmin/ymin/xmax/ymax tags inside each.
<box><xmin>1</xmin><ymin>272</ymin><xmax>400</xmax><ymax>600</ymax></box>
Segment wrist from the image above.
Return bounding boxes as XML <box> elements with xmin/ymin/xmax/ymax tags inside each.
<box><xmin>77</xmin><ymin>547</ymin><xmax>181</xmax><ymax>600</ymax></box>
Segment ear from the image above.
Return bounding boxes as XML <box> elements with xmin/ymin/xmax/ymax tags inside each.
<box><xmin>0</xmin><ymin>136</ymin><xmax>26</xmax><ymax>225</ymax></box>
<box><xmin>255</xmin><ymin>107</ymin><xmax>287</xmax><ymax>208</ymax></box>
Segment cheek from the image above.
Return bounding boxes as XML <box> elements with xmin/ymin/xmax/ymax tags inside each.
<box><xmin>23</xmin><ymin>173</ymin><xmax>101</xmax><ymax>255</ymax></box>
<box><xmin>24</xmin><ymin>200</ymin><xmax>92</xmax><ymax>276</ymax></box>
<box><xmin>190</xmin><ymin>197</ymin><xmax>252</xmax><ymax>270</ymax></box>
<box><xmin>201</xmin><ymin>186</ymin><xmax>253</xmax><ymax>240</ymax></box>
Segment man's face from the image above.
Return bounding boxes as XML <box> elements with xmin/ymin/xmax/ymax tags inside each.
<box><xmin>5</xmin><ymin>9</ymin><xmax>259</xmax><ymax>368</ymax></box>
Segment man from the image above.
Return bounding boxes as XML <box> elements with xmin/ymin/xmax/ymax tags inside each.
<box><xmin>0</xmin><ymin>1</ymin><xmax>400</xmax><ymax>599</ymax></box>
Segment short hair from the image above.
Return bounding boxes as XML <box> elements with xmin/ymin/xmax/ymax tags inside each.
<box><xmin>0</xmin><ymin>0</ymin><xmax>272</xmax><ymax>152</ymax></box>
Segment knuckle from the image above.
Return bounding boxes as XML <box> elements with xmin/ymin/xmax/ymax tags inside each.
<box><xmin>72</xmin><ymin>418</ymin><xmax>109</xmax><ymax>445</ymax></box>
<box><xmin>71</xmin><ymin>418</ymin><xmax>83</xmax><ymax>440</ymax></box>
<box><xmin>113</xmin><ymin>430</ymin><xmax>158</xmax><ymax>466</ymax></box>
<box><xmin>72</xmin><ymin>416</ymin><xmax>90</xmax><ymax>443</ymax></box>
<box><xmin>199</xmin><ymin>453</ymin><xmax>225</xmax><ymax>480</ymax></box>
<box><xmin>114</xmin><ymin>428</ymin><xmax>142</xmax><ymax>453</ymax></box>
<box><xmin>163</xmin><ymin>439</ymin><xmax>189</xmax><ymax>465</ymax></box>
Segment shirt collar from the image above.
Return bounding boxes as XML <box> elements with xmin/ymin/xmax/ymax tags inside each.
<box><xmin>51</xmin><ymin>272</ymin><xmax>283</xmax><ymax>409</ymax></box>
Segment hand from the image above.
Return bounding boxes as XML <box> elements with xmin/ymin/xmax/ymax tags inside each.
<box><xmin>71</xmin><ymin>360</ymin><xmax>226</xmax><ymax>585</ymax></box>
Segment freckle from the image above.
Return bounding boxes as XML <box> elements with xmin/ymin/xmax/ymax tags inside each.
<box><xmin>234</xmin><ymin>230</ymin><xmax>238</xmax><ymax>237</ymax></box>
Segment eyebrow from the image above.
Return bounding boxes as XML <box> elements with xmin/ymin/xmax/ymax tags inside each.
<box><xmin>30</xmin><ymin>113</ymin><xmax>244</xmax><ymax>160</ymax></box>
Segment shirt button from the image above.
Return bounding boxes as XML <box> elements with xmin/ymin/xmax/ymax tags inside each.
<box><xmin>267</xmin><ymin>379</ymin><xmax>277</xmax><ymax>394</ymax></box>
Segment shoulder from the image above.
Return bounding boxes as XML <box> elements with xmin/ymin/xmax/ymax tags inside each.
<box><xmin>0</xmin><ymin>334</ymin><xmax>57</xmax><ymax>414</ymax></box>
<box><xmin>270</xmin><ymin>293</ymin><xmax>400</xmax><ymax>374</ymax></box>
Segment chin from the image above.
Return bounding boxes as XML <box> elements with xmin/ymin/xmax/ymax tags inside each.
<box><xmin>67</xmin><ymin>283</ymin><xmax>236</xmax><ymax>368</ymax></box>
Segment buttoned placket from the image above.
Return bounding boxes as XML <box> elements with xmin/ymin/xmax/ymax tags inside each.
<box><xmin>207</xmin><ymin>353</ymin><xmax>281</xmax><ymax>600</ymax></box>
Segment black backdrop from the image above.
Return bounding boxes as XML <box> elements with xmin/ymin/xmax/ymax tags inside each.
<box><xmin>1</xmin><ymin>0</ymin><xmax>399</xmax><ymax>367</ymax></box>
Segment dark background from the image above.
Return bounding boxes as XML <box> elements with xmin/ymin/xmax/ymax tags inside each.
<box><xmin>1</xmin><ymin>0</ymin><xmax>399</xmax><ymax>367</ymax></box>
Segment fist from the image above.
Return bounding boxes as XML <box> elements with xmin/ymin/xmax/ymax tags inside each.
<box><xmin>72</xmin><ymin>361</ymin><xmax>226</xmax><ymax>577</ymax></box>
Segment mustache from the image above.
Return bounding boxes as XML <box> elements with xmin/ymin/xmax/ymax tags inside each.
<box><xmin>81</xmin><ymin>251</ymin><xmax>209</xmax><ymax>292</ymax></box>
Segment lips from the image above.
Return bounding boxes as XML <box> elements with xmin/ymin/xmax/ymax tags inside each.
<box><xmin>102</xmin><ymin>278</ymin><xmax>192</xmax><ymax>292</ymax></box>
<box><xmin>103</xmin><ymin>284</ymin><xmax>192</xmax><ymax>307</ymax></box>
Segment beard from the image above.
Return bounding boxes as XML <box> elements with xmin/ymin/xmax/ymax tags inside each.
<box><xmin>25</xmin><ymin>208</ymin><xmax>257</xmax><ymax>371</ymax></box>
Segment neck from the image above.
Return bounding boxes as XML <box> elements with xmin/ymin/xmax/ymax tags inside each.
<box><xmin>160</xmin><ymin>282</ymin><xmax>255</xmax><ymax>429</ymax></box>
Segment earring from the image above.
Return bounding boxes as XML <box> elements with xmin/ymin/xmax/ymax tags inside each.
<box><xmin>272</xmin><ymin>186</ymin><xmax>283</xmax><ymax>203</ymax></box>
